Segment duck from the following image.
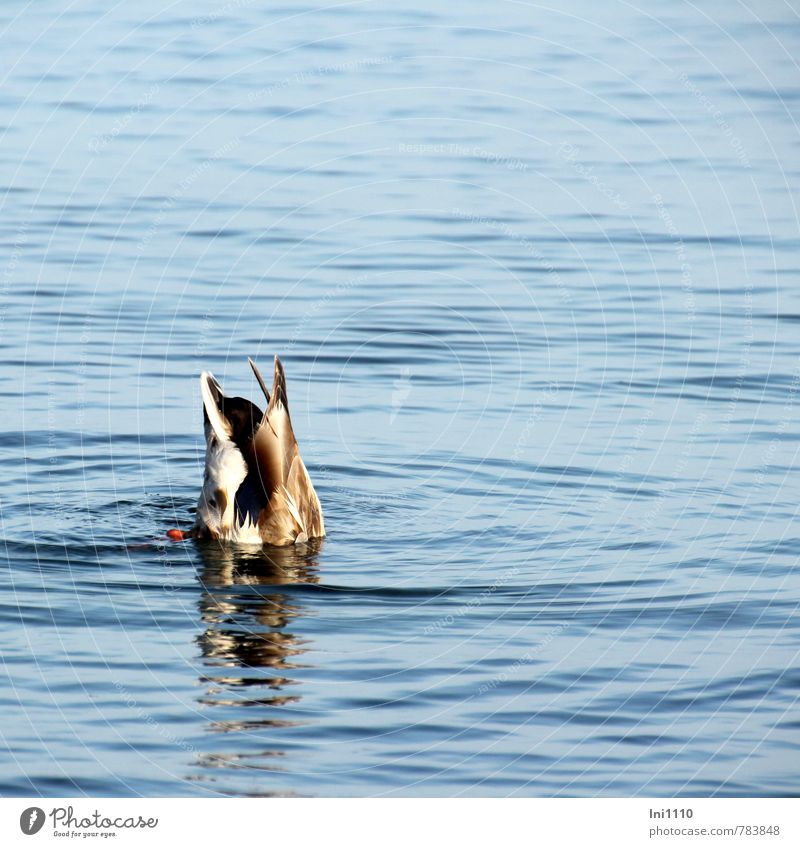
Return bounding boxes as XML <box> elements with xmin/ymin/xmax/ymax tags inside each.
<box><xmin>192</xmin><ymin>356</ymin><xmax>325</xmax><ymax>546</ymax></box>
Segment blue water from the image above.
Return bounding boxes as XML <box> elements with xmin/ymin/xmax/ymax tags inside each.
<box><xmin>1</xmin><ymin>0</ymin><xmax>799</xmax><ymax>796</ymax></box>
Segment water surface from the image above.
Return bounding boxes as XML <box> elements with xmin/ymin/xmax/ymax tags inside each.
<box><xmin>1</xmin><ymin>0</ymin><xmax>799</xmax><ymax>796</ymax></box>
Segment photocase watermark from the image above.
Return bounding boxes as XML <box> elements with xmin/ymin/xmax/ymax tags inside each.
<box><xmin>190</xmin><ymin>310</ymin><xmax>217</xmax><ymax>425</ymax></box>
<box><xmin>720</xmin><ymin>282</ymin><xmax>754</xmax><ymax>434</ymax></box>
<box><xmin>511</xmin><ymin>382</ymin><xmax>560</xmax><ymax>462</ymax></box>
<box><xmin>678</xmin><ymin>72</ymin><xmax>751</xmax><ymax>168</ymax></box>
<box><xmin>248</xmin><ymin>55</ymin><xmax>394</xmax><ymax>100</ymax></box>
<box><xmin>73</xmin><ymin>310</ymin><xmax>94</xmax><ymax>432</ymax></box>
<box><xmin>192</xmin><ymin>309</ymin><xmax>216</xmax><ymax>368</ymax></box>
<box><xmin>390</xmin><ymin>366</ymin><xmax>413</xmax><ymax>424</ymax></box>
<box><xmin>477</xmin><ymin>623</ymin><xmax>569</xmax><ymax>695</ymax></box>
<box><xmin>638</xmin><ymin>411</ymin><xmax>707</xmax><ymax>532</ymax></box>
<box><xmin>653</xmin><ymin>192</ymin><xmax>696</xmax><ymax>322</ymax></box>
<box><xmin>452</xmin><ymin>208</ymin><xmax>572</xmax><ymax>303</ymax></box>
<box><xmin>594</xmin><ymin>407</ymin><xmax>654</xmax><ymax>514</ymax></box>
<box><xmin>113</xmin><ymin>681</ymin><xmax>196</xmax><ymax>754</ymax></box>
<box><xmin>284</xmin><ymin>273</ymin><xmax>367</xmax><ymax>354</ymax></box>
<box><xmin>137</xmin><ymin>136</ymin><xmax>240</xmax><ymax>253</ymax></box>
<box><xmin>312</xmin><ymin>458</ymin><xmax>411</xmax><ymax>507</ymax></box>
<box><xmin>1</xmin><ymin>219</ymin><xmax>27</xmax><ymax>330</ymax></box>
<box><xmin>399</xmin><ymin>142</ymin><xmax>527</xmax><ymax>171</ymax></box>
<box><xmin>303</xmin><ymin>438</ymin><xmax>411</xmax><ymax>507</ymax></box>
<box><xmin>46</xmin><ymin>369</ymin><xmax>70</xmax><ymax>538</ymax></box>
<box><xmin>423</xmin><ymin>568</ymin><xmax>519</xmax><ymax>636</ymax></box>
<box><xmin>751</xmin><ymin>356</ymin><xmax>800</xmax><ymax>491</ymax></box>
<box><xmin>557</xmin><ymin>143</ymin><xmax>629</xmax><ymax>210</ymax></box>
<box><xmin>88</xmin><ymin>83</ymin><xmax>160</xmax><ymax>153</ymax></box>
<box><xmin>191</xmin><ymin>0</ymin><xmax>256</xmax><ymax>28</ymax></box>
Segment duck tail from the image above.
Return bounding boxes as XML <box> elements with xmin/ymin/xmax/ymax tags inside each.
<box><xmin>200</xmin><ymin>371</ymin><xmax>232</xmax><ymax>442</ymax></box>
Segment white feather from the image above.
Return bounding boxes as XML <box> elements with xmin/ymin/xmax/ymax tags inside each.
<box><xmin>194</xmin><ymin>375</ymin><xmax>250</xmax><ymax>538</ymax></box>
<box><xmin>200</xmin><ymin>371</ymin><xmax>232</xmax><ymax>442</ymax></box>
<box><xmin>228</xmin><ymin>514</ymin><xmax>264</xmax><ymax>545</ymax></box>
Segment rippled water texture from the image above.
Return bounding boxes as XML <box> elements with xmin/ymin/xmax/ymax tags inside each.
<box><xmin>1</xmin><ymin>1</ymin><xmax>799</xmax><ymax>796</ymax></box>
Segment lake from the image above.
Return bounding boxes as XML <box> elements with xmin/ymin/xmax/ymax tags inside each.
<box><xmin>1</xmin><ymin>0</ymin><xmax>798</xmax><ymax>796</ymax></box>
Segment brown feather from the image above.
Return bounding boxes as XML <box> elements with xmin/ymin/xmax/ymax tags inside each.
<box><xmin>247</xmin><ymin>356</ymin><xmax>325</xmax><ymax>545</ymax></box>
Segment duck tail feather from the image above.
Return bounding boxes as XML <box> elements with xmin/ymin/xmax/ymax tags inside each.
<box><xmin>200</xmin><ymin>371</ymin><xmax>232</xmax><ymax>443</ymax></box>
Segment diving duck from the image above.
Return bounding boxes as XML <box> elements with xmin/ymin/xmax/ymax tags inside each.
<box><xmin>193</xmin><ymin>356</ymin><xmax>325</xmax><ymax>546</ymax></box>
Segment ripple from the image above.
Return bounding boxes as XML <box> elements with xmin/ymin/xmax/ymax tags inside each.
<box><xmin>0</xmin><ymin>0</ymin><xmax>797</xmax><ymax>799</ymax></box>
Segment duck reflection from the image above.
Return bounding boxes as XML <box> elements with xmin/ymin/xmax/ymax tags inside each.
<box><xmin>193</xmin><ymin>539</ymin><xmax>321</xmax><ymax>785</ymax></box>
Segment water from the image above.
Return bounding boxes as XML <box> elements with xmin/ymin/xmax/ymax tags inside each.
<box><xmin>1</xmin><ymin>0</ymin><xmax>799</xmax><ymax>797</ymax></box>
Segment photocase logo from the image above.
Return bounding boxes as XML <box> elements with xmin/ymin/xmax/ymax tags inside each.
<box><xmin>19</xmin><ymin>807</ymin><xmax>45</xmax><ymax>835</ymax></box>
<box><xmin>15</xmin><ymin>805</ymin><xmax>159</xmax><ymax>836</ymax></box>
<box><xmin>390</xmin><ymin>366</ymin><xmax>412</xmax><ymax>424</ymax></box>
